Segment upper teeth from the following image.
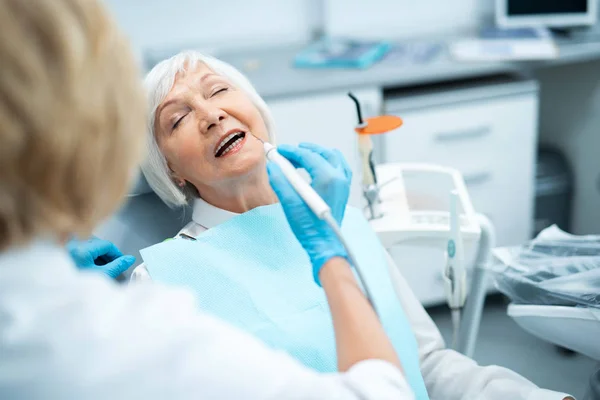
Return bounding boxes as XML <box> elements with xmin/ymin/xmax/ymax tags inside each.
<box><xmin>216</xmin><ymin>131</ymin><xmax>243</xmax><ymax>156</ymax></box>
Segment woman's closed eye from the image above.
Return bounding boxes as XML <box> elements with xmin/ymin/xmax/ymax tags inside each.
<box><xmin>172</xmin><ymin>114</ymin><xmax>187</xmax><ymax>130</ymax></box>
<box><xmin>211</xmin><ymin>87</ymin><xmax>229</xmax><ymax>97</ymax></box>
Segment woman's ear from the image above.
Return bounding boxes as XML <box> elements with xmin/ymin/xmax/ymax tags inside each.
<box><xmin>167</xmin><ymin>163</ymin><xmax>186</xmax><ymax>188</ymax></box>
<box><xmin>170</xmin><ymin>172</ymin><xmax>186</xmax><ymax>188</ymax></box>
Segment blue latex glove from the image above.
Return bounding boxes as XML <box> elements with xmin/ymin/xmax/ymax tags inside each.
<box><xmin>267</xmin><ymin>143</ymin><xmax>352</xmax><ymax>284</ymax></box>
<box><xmin>66</xmin><ymin>236</ymin><xmax>136</xmax><ymax>279</ymax></box>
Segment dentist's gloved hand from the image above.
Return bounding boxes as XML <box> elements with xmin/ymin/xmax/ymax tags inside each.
<box><xmin>66</xmin><ymin>236</ymin><xmax>136</xmax><ymax>279</ymax></box>
<box><xmin>267</xmin><ymin>143</ymin><xmax>352</xmax><ymax>284</ymax></box>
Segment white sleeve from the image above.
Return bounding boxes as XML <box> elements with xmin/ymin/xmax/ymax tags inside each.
<box><xmin>154</xmin><ymin>308</ymin><xmax>417</xmax><ymax>400</ymax></box>
<box><xmin>43</xmin><ymin>276</ymin><xmax>415</xmax><ymax>400</ymax></box>
<box><xmin>385</xmin><ymin>253</ymin><xmax>573</xmax><ymax>400</ymax></box>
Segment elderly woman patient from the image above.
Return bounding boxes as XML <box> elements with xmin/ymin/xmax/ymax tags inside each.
<box><xmin>134</xmin><ymin>51</ymin><xmax>570</xmax><ymax>400</ymax></box>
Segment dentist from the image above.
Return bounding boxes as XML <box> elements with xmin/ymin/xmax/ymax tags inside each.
<box><xmin>0</xmin><ymin>0</ymin><xmax>414</xmax><ymax>398</ymax></box>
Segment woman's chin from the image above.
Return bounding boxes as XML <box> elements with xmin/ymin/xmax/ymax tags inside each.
<box><xmin>218</xmin><ymin>153</ymin><xmax>266</xmax><ymax>180</ymax></box>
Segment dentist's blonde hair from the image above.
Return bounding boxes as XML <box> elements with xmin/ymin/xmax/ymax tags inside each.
<box><xmin>0</xmin><ymin>0</ymin><xmax>146</xmax><ymax>249</ymax></box>
<box><xmin>141</xmin><ymin>51</ymin><xmax>277</xmax><ymax>208</ymax></box>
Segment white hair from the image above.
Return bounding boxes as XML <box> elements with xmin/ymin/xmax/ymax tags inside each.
<box><xmin>141</xmin><ymin>50</ymin><xmax>276</xmax><ymax>208</ymax></box>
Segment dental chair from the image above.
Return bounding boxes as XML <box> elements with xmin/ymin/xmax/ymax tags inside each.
<box><xmin>491</xmin><ymin>225</ymin><xmax>600</xmax><ymax>362</ymax></box>
<box><xmin>490</xmin><ymin>226</ymin><xmax>600</xmax><ymax>399</ymax></box>
<box><xmin>508</xmin><ymin>305</ymin><xmax>600</xmax><ymax>360</ymax></box>
<box><xmin>93</xmin><ymin>173</ymin><xmax>191</xmax><ymax>277</ymax></box>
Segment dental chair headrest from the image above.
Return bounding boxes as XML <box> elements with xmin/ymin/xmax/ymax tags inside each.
<box><xmin>97</xmin><ymin>170</ymin><xmax>191</xmax><ymax>277</ymax></box>
<box><xmin>129</xmin><ymin>170</ymin><xmax>153</xmax><ymax>196</ymax></box>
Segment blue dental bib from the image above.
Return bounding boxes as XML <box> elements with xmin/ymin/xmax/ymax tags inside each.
<box><xmin>141</xmin><ymin>204</ymin><xmax>429</xmax><ymax>399</ymax></box>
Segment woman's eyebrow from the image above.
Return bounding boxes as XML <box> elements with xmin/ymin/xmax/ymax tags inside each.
<box><xmin>157</xmin><ymin>98</ymin><xmax>185</xmax><ymax>120</ymax></box>
<box><xmin>199</xmin><ymin>73</ymin><xmax>218</xmax><ymax>83</ymax></box>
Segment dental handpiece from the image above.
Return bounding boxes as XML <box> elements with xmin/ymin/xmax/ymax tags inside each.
<box><xmin>263</xmin><ymin>142</ymin><xmax>331</xmax><ymax>219</ymax></box>
<box><xmin>262</xmin><ymin>141</ymin><xmax>378</xmax><ymax>313</ymax></box>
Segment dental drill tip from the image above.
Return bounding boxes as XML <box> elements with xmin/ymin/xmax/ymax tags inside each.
<box><xmin>249</xmin><ymin>132</ymin><xmax>265</xmax><ymax>143</ymax></box>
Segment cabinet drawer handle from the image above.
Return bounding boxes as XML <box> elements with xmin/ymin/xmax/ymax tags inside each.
<box><xmin>434</xmin><ymin>126</ymin><xmax>491</xmax><ymax>142</ymax></box>
<box><xmin>464</xmin><ymin>172</ymin><xmax>493</xmax><ymax>186</ymax></box>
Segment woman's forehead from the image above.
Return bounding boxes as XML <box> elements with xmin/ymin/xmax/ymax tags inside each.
<box><xmin>162</xmin><ymin>62</ymin><xmax>228</xmax><ymax>104</ymax></box>
<box><xmin>174</xmin><ymin>62</ymin><xmax>220</xmax><ymax>86</ymax></box>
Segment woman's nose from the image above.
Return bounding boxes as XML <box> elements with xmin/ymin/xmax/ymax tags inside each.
<box><xmin>202</xmin><ymin>108</ymin><xmax>227</xmax><ymax>133</ymax></box>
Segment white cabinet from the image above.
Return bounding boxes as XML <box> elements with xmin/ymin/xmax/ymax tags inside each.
<box><xmin>265</xmin><ymin>88</ymin><xmax>382</xmax><ymax>207</ymax></box>
<box><xmin>383</xmin><ymin>78</ymin><xmax>539</xmax><ymax>247</ymax></box>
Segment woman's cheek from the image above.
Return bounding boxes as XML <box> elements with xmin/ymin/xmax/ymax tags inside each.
<box><xmin>179</xmin><ymin>145</ymin><xmax>206</xmax><ymax>172</ymax></box>
<box><xmin>163</xmin><ymin>138</ymin><xmax>200</xmax><ymax>173</ymax></box>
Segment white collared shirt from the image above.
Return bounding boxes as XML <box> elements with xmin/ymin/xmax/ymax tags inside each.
<box><xmin>0</xmin><ymin>240</ymin><xmax>414</xmax><ymax>399</ymax></box>
<box><xmin>132</xmin><ymin>197</ymin><xmax>572</xmax><ymax>400</ymax></box>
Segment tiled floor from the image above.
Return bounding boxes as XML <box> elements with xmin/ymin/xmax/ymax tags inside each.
<box><xmin>428</xmin><ymin>295</ymin><xmax>598</xmax><ymax>399</ymax></box>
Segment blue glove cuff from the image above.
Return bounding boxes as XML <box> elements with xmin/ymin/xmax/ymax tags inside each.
<box><xmin>310</xmin><ymin>250</ymin><xmax>350</xmax><ymax>286</ymax></box>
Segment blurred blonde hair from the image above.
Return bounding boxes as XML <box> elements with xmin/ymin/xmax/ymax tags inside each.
<box><xmin>0</xmin><ymin>0</ymin><xmax>146</xmax><ymax>250</ymax></box>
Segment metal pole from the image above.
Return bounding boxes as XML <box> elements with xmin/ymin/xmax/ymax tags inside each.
<box><xmin>456</xmin><ymin>214</ymin><xmax>496</xmax><ymax>358</ymax></box>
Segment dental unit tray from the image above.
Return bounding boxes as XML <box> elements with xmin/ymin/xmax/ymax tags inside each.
<box><xmin>368</xmin><ymin>163</ymin><xmax>481</xmax><ymax>248</ymax></box>
<box><xmin>346</xmin><ymin>92</ymin><xmax>480</xmax><ymax>246</ymax></box>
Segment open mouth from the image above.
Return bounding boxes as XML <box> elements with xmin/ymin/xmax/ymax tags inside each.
<box><xmin>215</xmin><ymin>131</ymin><xmax>246</xmax><ymax>158</ymax></box>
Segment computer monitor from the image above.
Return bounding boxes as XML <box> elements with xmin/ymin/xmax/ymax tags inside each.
<box><xmin>496</xmin><ymin>0</ymin><xmax>597</xmax><ymax>28</ymax></box>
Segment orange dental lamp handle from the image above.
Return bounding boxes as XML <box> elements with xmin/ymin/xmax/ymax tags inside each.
<box><xmin>347</xmin><ymin>92</ymin><xmax>403</xmax><ymax>187</ymax></box>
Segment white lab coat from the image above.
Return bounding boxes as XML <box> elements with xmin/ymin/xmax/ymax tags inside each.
<box><xmin>0</xmin><ymin>240</ymin><xmax>415</xmax><ymax>399</ymax></box>
<box><xmin>132</xmin><ymin>198</ymin><xmax>572</xmax><ymax>400</ymax></box>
